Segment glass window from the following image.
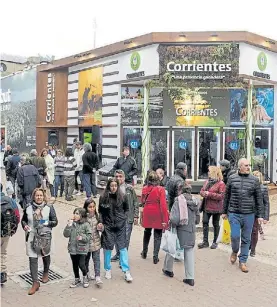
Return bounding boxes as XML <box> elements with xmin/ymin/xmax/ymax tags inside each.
<box><xmin>150</xmin><ymin>128</ymin><xmax>168</xmax><ymax>173</ymax></box>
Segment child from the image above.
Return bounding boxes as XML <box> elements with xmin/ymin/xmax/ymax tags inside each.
<box><xmin>83</xmin><ymin>198</ymin><xmax>103</xmax><ymax>286</ymax></box>
<box><xmin>63</xmin><ymin>208</ymin><xmax>92</xmax><ymax>288</ymax></box>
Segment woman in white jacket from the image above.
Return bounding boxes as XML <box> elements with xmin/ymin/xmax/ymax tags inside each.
<box><xmin>41</xmin><ymin>148</ymin><xmax>55</xmax><ymax>198</ymax></box>
<box><xmin>73</xmin><ymin>142</ymin><xmax>84</xmax><ymax>195</ymax></box>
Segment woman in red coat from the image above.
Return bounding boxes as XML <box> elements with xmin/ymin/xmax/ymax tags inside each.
<box><xmin>141</xmin><ymin>171</ymin><xmax>169</xmax><ymax>264</ymax></box>
<box><xmin>198</xmin><ymin>166</ymin><xmax>226</xmax><ymax>250</ymax></box>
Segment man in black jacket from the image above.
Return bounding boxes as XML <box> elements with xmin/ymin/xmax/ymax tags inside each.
<box><xmin>167</xmin><ymin>162</ymin><xmax>187</xmax><ymax>210</ymax></box>
<box><xmin>219</xmin><ymin>159</ymin><xmax>236</xmax><ymax>184</ymax></box>
<box><xmin>111</xmin><ymin>147</ymin><xmax>137</xmax><ymax>184</ymax></box>
<box><xmin>222</xmin><ymin>158</ymin><xmax>263</xmax><ymax>273</ymax></box>
<box><xmin>82</xmin><ymin>143</ymin><xmax>98</xmax><ymax>198</ymax></box>
<box><xmin>17</xmin><ymin>156</ymin><xmax>41</xmax><ymax>209</ymax></box>
<box><xmin>3</xmin><ymin>145</ymin><xmax>12</xmax><ymax>169</ymax></box>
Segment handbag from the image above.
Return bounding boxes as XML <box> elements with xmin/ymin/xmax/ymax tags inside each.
<box><xmin>161</xmin><ymin>227</ymin><xmax>177</xmax><ymax>256</ymax></box>
<box><xmin>32</xmin><ymin>229</ymin><xmax>52</xmax><ymax>256</ymax></box>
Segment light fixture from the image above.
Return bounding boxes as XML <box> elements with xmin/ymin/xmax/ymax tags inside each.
<box><xmin>265</xmin><ymin>40</ymin><xmax>276</xmax><ymax>45</ymax></box>
<box><xmin>124</xmin><ymin>40</ymin><xmax>133</xmax><ymax>45</ymax></box>
<box><xmin>210</xmin><ymin>34</ymin><xmax>218</xmax><ymax>37</ymax></box>
<box><xmin>40</xmin><ymin>61</ymin><xmax>49</xmax><ymax>65</ymax></box>
<box><xmin>179</xmin><ymin>34</ymin><xmax>187</xmax><ymax>38</ymax></box>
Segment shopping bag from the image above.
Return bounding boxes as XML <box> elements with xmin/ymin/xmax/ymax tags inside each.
<box><xmin>174</xmin><ymin>238</ymin><xmax>184</xmax><ymax>261</ymax></box>
<box><xmin>161</xmin><ymin>228</ymin><xmax>177</xmax><ymax>256</ymax></box>
<box><xmin>216</xmin><ymin>219</ymin><xmax>231</xmax><ymax>244</ymax></box>
<box><xmin>6</xmin><ymin>181</ymin><xmax>14</xmax><ymax>196</ymax></box>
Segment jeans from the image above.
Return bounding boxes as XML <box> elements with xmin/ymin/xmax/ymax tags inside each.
<box><xmin>104</xmin><ymin>248</ymin><xmax>130</xmax><ymax>272</ymax></box>
<box><xmin>163</xmin><ymin>247</ymin><xmax>194</xmax><ymax>279</ymax></box>
<box><xmin>202</xmin><ymin>212</ymin><xmax>220</xmax><ymax>244</ymax></box>
<box><xmin>85</xmin><ymin>250</ymin><xmax>101</xmax><ymax>277</ymax></box>
<box><xmin>29</xmin><ymin>255</ymin><xmax>50</xmax><ymax>282</ymax></box>
<box><xmin>142</xmin><ymin>228</ymin><xmax>163</xmax><ymax>258</ymax></box>
<box><xmin>83</xmin><ymin>172</ymin><xmax>97</xmax><ymax>197</ymax></box>
<box><xmin>75</xmin><ymin>171</ymin><xmax>83</xmax><ymax>192</ymax></box>
<box><xmin>64</xmin><ymin>175</ymin><xmax>75</xmax><ymax>200</ymax></box>
<box><xmin>228</xmin><ymin>213</ymin><xmax>255</xmax><ymax>263</ymax></box>
<box><xmin>1</xmin><ymin>237</ymin><xmax>9</xmax><ymax>273</ymax></box>
<box><xmin>54</xmin><ymin>175</ymin><xmax>64</xmax><ymax>197</ymax></box>
<box><xmin>115</xmin><ymin>222</ymin><xmax>133</xmax><ymax>256</ymax></box>
<box><xmin>70</xmin><ymin>254</ymin><xmax>87</xmax><ymax>278</ymax></box>
<box><xmin>49</xmin><ymin>184</ymin><xmax>55</xmax><ymax>197</ymax></box>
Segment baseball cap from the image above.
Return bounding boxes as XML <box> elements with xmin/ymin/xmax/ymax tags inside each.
<box><xmin>219</xmin><ymin>159</ymin><xmax>230</xmax><ymax>168</ymax></box>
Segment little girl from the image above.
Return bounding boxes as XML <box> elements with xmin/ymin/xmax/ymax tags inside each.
<box><xmin>83</xmin><ymin>198</ymin><xmax>103</xmax><ymax>286</ymax></box>
<box><xmin>63</xmin><ymin>208</ymin><xmax>92</xmax><ymax>288</ymax></box>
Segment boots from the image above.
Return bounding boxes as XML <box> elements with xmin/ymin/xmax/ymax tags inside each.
<box><xmin>28</xmin><ymin>281</ymin><xmax>40</xmax><ymax>295</ymax></box>
<box><xmin>42</xmin><ymin>272</ymin><xmax>49</xmax><ymax>283</ymax></box>
<box><xmin>198</xmin><ymin>224</ymin><xmax>209</xmax><ymax>249</ymax></box>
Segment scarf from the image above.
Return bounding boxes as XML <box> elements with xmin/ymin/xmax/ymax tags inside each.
<box><xmin>33</xmin><ymin>202</ymin><xmax>45</xmax><ymax>221</ymax></box>
<box><xmin>178</xmin><ymin>194</ymin><xmax>188</xmax><ymax>225</ymax></box>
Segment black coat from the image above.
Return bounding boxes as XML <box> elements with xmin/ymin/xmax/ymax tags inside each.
<box><xmin>167</xmin><ymin>170</ymin><xmax>186</xmax><ymax>210</ymax></box>
<box><xmin>17</xmin><ymin>164</ymin><xmax>41</xmax><ymax>196</ymax></box>
<box><xmin>6</xmin><ymin>155</ymin><xmax>20</xmax><ymax>178</ymax></box>
<box><xmin>3</xmin><ymin>150</ymin><xmax>12</xmax><ymax>167</ymax></box>
<box><xmin>98</xmin><ymin>193</ymin><xmax>129</xmax><ymax>250</ymax></box>
<box><xmin>82</xmin><ymin>151</ymin><xmax>98</xmax><ymax>174</ymax></box>
<box><xmin>222</xmin><ymin>168</ymin><xmax>236</xmax><ymax>185</ymax></box>
<box><xmin>111</xmin><ymin>156</ymin><xmax>137</xmax><ymax>184</ymax></box>
<box><xmin>223</xmin><ymin>173</ymin><xmax>263</xmax><ymax>217</ymax></box>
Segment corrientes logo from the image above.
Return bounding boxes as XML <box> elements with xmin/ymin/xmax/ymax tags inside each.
<box><xmin>130</xmin><ymin>52</ymin><xmax>141</xmax><ymax>71</ymax></box>
<box><xmin>257</xmin><ymin>52</ymin><xmax>267</xmax><ymax>71</ymax></box>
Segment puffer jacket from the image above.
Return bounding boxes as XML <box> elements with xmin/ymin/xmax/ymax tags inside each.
<box><xmin>170</xmin><ymin>193</ymin><xmax>200</xmax><ymax>248</ymax></box>
<box><xmin>261</xmin><ymin>184</ymin><xmax>270</xmax><ymax>221</ymax></box>
<box><xmin>87</xmin><ymin>215</ymin><xmax>101</xmax><ymax>252</ymax></box>
<box><xmin>223</xmin><ymin>173</ymin><xmax>263</xmax><ymax>217</ymax></box>
<box><xmin>167</xmin><ymin>170</ymin><xmax>186</xmax><ymax>210</ymax></box>
<box><xmin>63</xmin><ymin>220</ymin><xmax>92</xmax><ymax>255</ymax></box>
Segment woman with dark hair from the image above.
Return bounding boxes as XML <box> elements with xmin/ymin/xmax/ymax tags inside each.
<box><xmin>63</xmin><ymin>207</ymin><xmax>92</xmax><ymax>288</ymax></box>
<box><xmin>21</xmin><ymin>188</ymin><xmax>58</xmax><ymax>295</ymax></box>
<box><xmin>98</xmin><ymin>178</ymin><xmax>133</xmax><ymax>282</ymax></box>
<box><xmin>141</xmin><ymin>171</ymin><xmax>169</xmax><ymax>264</ymax></box>
<box><xmin>64</xmin><ymin>148</ymin><xmax>77</xmax><ymax>201</ymax></box>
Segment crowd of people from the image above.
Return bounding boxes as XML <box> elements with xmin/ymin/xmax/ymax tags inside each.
<box><xmin>0</xmin><ymin>141</ymin><xmax>271</xmax><ymax>296</ymax></box>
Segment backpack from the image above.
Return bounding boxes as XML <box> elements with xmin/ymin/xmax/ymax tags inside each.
<box><xmin>1</xmin><ymin>196</ymin><xmax>18</xmax><ymax>237</ymax></box>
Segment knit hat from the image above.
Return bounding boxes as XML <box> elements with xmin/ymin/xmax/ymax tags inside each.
<box><xmin>219</xmin><ymin>159</ymin><xmax>230</xmax><ymax>168</ymax></box>
<box><xmin>176</xmin><ymin>162</ymin><xmax>187</xmax><ymax>170</ymax></box>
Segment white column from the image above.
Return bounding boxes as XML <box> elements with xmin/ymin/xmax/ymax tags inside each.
<box><xmin>246</xmin><ymin>80</ymin><xmax>253</xmax><ymax>161</ymax></box>
<box><xmin>273</xmin><ymin>84</ymin><xmax>277</xmax><ymax>183</ymax></box>
<box><xmin>142</xmin><ymin>84</ymin><xmax>150</xmax><ymax>180</ymax></box>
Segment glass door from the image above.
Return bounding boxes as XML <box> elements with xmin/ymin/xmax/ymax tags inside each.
<box><xmin>223</xmin><ymin>128</ymin><xmax>247</xmax><ymax>169</ymax></box>
<box><xmin>173</xmin><ymin>129</ymin><xmax>194</xmax><ymax>179</ymax></box>
<box><xmin>197</xmin><ymin>128</ymin><xmax>220</xmax><ymax>179</ymax></box>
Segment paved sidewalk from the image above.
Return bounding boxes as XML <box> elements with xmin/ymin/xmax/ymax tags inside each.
<box><xmin>1</xmin><ymin>200</ymin><xmax>277</xmax><ymax>307</ymax></box>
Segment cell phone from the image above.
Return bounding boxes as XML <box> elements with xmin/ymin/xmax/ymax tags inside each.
<box><xmin>40</xmin><ymin>219</ymin><xmax>46</xmax><ymax>224</ymax></box>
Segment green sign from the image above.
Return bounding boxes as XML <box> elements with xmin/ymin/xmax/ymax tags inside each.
<box><xmin>130</xmin><ymin>52</ymin><xmax>141</xmax><ymax>71</ymax></box>
<box><xmin>257</xmin><ymin>52</ymin><xmax>267</xmax><ymax>71</ymax></box>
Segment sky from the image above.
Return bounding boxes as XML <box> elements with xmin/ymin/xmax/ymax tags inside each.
<box><xmin>2</xmin><ymin>0</ymin><xmax>277</xmax><ymax>60</ymax></box>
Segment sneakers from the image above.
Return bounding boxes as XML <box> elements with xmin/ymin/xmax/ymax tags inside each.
<box><xmin>210</xmin><ymin>242</ymin><xmax>218</xmax><ymax>249</ymax></box>
<box><xmin>83</xmin><ymin>275</ymin><xmax>89</xmax><ymax>288</ymax></box>
<box><xmin>198</xmin><ymin>242</ymin><xmax>209</xmax><ymax>249</ymax></box>
<box><xmin>95</xmin><ymin>276</ymin><xmax>103</xmax><ymax>286</ymax></box>
<box><xmin>105</xmin><ymin>270</ymin><xmax>112</xmax><ymax>280</ymax></box>
<box><xmin>250</xmin><ymin>251</ymin><xmax>256</xmax><ymax>257</ymax></box>
<box><xmin>111</xmin><ymin>254</ymin><xmax>120</xmax><ymax>262</ymax></box>
<box><xmin>76</xmin><ymin>191</ymin><xmax>82</xmax><ymax>196</ymax></box>
<box><xmin>88</xmin><ymin>272</ymin><xmax>95</xmax><ymax>280</ymax></box>
<box><xmin>70</xmin><ymin>278</ymin><xmax>81</xmax><ymax>288</ymax></box>
<box><xmin>124</xmin><ymin>271</ymin><xmax>133</xmax><ymax>282</ymax></box>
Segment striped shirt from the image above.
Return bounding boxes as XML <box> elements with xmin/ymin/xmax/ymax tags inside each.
<box><xmin>54</xmin><ymin>156</ymin><xmax>66</xmax><ymax>176</ymax></box>
<box><xmin>64</xmin><ymin>157</ymin><xmax>77</xmax><ymax>177</ymax></box>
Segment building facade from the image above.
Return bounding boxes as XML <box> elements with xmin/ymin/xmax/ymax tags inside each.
<box><xmin>36</xmin><ymin>31</ymin><xmax>277</xmax><ymax>184</ymax></box>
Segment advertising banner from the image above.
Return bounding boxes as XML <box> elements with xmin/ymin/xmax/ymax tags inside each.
<box><xmin>78</xmin><ymin>67</ymin><xmax>103</xmax><ymax>126</ymax></box>
<box><xmin>158</xmin><ymin>44</ymin><xmax>241</xmax><ymax>87</ymax></box>
<box><xmin>230</xmin><ymin>87</ymin><xmax>274</xmax><ymax>126</ymax></box>
<box><xmin>1</xmin><ymin>69</ymin><xmax>36</xmax><ymax>151</ymax></box>
<box><xmin>121</xmin><ymin>86</ymin><xmax>163</xmax><ymax>126</ymax></box>
<box><xmin>163</xmin><ymin>88</ymin><xmax>231</xmax><ymax>127</ymax></box>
